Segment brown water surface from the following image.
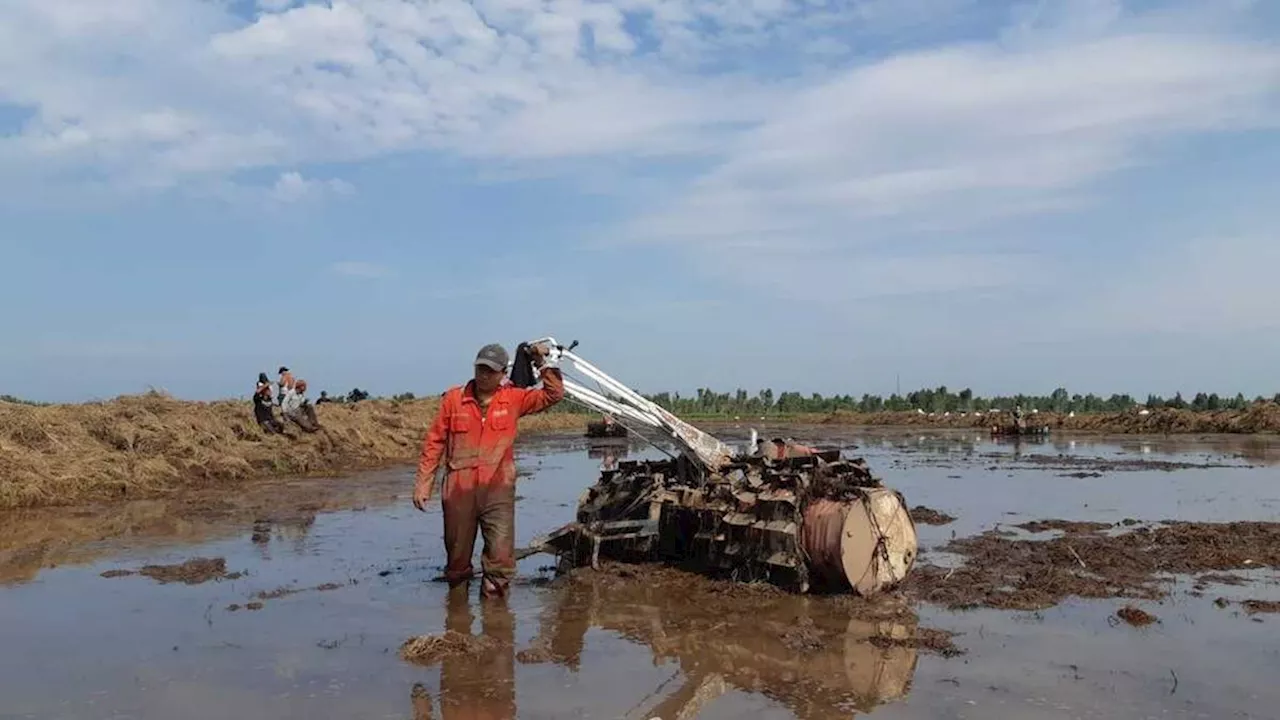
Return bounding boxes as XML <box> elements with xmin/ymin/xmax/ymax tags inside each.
<box><xmin>2</xmin><ymin>428</ymin><xmax>1279</xmax><ymax>718</ymax></box>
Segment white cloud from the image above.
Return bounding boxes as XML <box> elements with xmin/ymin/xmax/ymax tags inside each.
<box><xmin>629</xmin><ymin>32</ymin><xmax>1280</xmax><ymax>245</ymax></box>
<box><xmin>330</xmin><ymin>261</ymin><xmax>391</xmax><ymax>279</ymax></box>
<box><xmin>271</xmin><ymin>171</ymin><xmax>354</xmax><ymax>202</ymax></box>
<box><xmin>1</xmin><ymin>0</ymin><xmax>1278</xmax><ymax>310</ymax></box>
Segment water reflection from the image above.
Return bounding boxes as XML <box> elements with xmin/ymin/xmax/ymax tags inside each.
<box><xmin>586</xmin><ymin>439</ymin><xmax>630</xmax><ymax>471</ymax></box>
<box><xmin>423</xmin><ymin>589</ymin><xmax>517</xmax><ymax>720</ymax></box>
<box><xmin>249</xmin><ymin>510</ymin><xmax>318</xmax><ymax>558</ymax></box>
<box><xmin>518</xmin><ymin>575</ymin><xmax>918</xmax><ymax>719</ymax></box>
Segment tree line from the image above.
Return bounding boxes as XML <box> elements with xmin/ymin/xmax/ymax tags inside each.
<box><xmin>3</xmin><ymin>386</ymin><xmax>1275</xmax><ymax>415</ymax></box>
<box><xmin>625</xmin><ymin>386</ymin><xmax>1275</xmax><ymax>416</ymax></box>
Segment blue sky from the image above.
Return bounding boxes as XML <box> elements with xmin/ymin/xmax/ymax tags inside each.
<box><xmin>2</xmin><ymin>0</ymin><xmax>1279</xmax><ymax>403</ymax></box>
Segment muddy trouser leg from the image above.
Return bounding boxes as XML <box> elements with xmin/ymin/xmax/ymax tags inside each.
<box><xmin>442</xmin><ymin>478</ymin><xmax>480</xmax><ymax>588</ymax></box>
<box><xmin>478</xmin><ymin>481</ymin><xmax>517</xmax><ymax>598</ymax></box>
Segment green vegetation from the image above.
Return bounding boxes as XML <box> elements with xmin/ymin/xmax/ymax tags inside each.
<box><xmin>0</xmin><ymin>394</ymin><xmax>45</xmax><ymax>406</ymax></box>
<box><xmin>635</xmin><ymin>387</ymin><xmax>1268</xmax><ymax>417</ymax></box>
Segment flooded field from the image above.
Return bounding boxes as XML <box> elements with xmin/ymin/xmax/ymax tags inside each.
<box><xmin>2</xmin><ymin>427</ymin><xmax>1280</xmax><ymax>719</ymax></box>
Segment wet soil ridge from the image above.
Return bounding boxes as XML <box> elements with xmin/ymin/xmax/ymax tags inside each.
<box><xmin>908</xmin><ymin>520</ymin><xmax>1280</xmax><ymax>611</ymax></box>
<box><xmin>0</xmin><ymin>391</ymin><xmax>586</xmax><ymax>510</ymax></box>
<box><xmin>101</xmin><ymin>556</ymin><xmax>242</xmax><ymax>585</ymax></box>
<box><xmin>910</xmin><ymin>506</ymin><xmax>956</xmax><ymax>526</ymax></box>
<box><xmin>819</xmin><ymin>403</ymin><xmax>1280</xmax><ymax>435</ymax></box>
<box><xmin>1241</xmin><ymin>600</ymin><xmax>1280</xmax><ymax>614</ymax></box>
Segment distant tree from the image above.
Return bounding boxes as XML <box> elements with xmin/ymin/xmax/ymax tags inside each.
<box><xmin>635</xmin><ymin>385</ymin><xmax>1266</xmax><ymax>417</ymax></box>
<box><xmin>347</xmin><ymin>388</ymin><xmax>371</xmax><ymax>403</ymax></box>
<box><xmin>392</xmin><ymin>392</ymin><xmax>416</xmax><ymax>402</ymax></box>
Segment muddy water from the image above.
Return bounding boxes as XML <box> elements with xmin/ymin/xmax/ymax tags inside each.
<box><xmin>2</xmin><ymin>428</ymin><xmax>1280</xmax><ymax>719</ymax></box>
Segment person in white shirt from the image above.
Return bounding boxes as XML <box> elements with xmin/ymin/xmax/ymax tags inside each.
<box><xmin>282</xmin><ymin>379</ymin><xmax>320</xmax><ymax>432</ymax></box>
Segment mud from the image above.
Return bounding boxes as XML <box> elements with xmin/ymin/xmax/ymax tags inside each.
<box><xmin>1242</xmin><ymin>600</ymin><xmax>1280</xmax><ymax>614</ymax></box>
<box><xmin>1195</xmin><ymin>573</ymin><xmax>1249</xmax><ymax>589</ymax></box>
<box><xmin>779</xmin><ymin>617</ymin><xmax>824</xmax><ymax>651</ymax></box>
<box><xmin>870</xmin><ymin>628</ymin><xmax>966</xmax><ymax>658</ymax></box>
<box><xmin>254</xmin><ymin>581</ymin><xmax>346</xmax><ymax>600</ymax></box>
<box><xmin>1012</xmin><ymin>454</ymin><xmax>1244</xmax><ymax>472</ymax></box>
<box><xmin>399</xmin><ymin>631</ymin><xmax>500</xmax><ymax>666</ymax></box>
<box><xmin>1115</xmin><ymin>605</ymin><xmax>1159</xmax><ymax>627</ymax></box>
<box><xmin>110</xmin><ymin>557</ymin><xmax>243</xmax><ymax>585</ymax></box>
<box><xmin>821</xmin><ymin>403</ymin><xmax>1280</xmax><ymax>436</ymax></box>
<box><xmin>910</xmin><ymin>505</ymin><xmax>956</xmax><ymax>525</ymax></box>
<box><xmin>0</xmin><ymin>468</ymin><xmax>410</xmax><ymax>585</ymax></box>
<box><xmin>909</xmin><ymin>520</ymin><xmax>1280</xmax><ymax>611</ymax></box>
<box><xmin>1015</xmin><ymin>519</ymin><xmax>1113</xmax><ymax>534</ymax></box>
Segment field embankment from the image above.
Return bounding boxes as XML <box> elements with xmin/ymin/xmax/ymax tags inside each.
<box><xmin>0</xmin><ymin>393</ymin><xmax>586</xmax><ymax>511</ymax></box>
<box><xmin>7</xmin><ymin>394</ymin><xmax>1280</xmax><ymax>511</ymax></box>
<box><xmin>818</xmin><ymin>405</ymin><xmax>1280</xmax><ymax>434</ymax></box>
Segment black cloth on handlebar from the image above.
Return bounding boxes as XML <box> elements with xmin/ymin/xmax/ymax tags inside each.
<box><xmin>509</xmin><ymin>342</ymin><xmax>538</xmax><ymax>388</ymax></box>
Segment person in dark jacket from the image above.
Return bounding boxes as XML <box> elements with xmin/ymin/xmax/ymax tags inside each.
<box><xmin>254</xmin><ymin>373</ymin><xmax>283</xmax><ymax>434</ymax></box>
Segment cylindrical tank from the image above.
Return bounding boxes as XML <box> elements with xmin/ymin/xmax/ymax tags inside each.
<box><xmin>801</xmin><ymin>488</ymin><xmax>918</xmax><ymax>595</ymax></box>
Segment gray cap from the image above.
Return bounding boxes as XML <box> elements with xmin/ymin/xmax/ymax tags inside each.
<box><xmin>474</xmin><ymin>343</ymin><xmax>509</xmax><ymax>372</ymax></box>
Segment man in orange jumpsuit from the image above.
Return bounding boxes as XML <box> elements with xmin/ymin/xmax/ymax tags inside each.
<box><xmin>413</xmin><ymin>342</ymin><xmax>564</xmax><ymax>598</ymax></box>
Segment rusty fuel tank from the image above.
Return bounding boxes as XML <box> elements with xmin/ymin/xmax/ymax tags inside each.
<box><xmin>802</xmin><ymin>491</ymin><xmax>918</xmax><ymax>595</ymax></box>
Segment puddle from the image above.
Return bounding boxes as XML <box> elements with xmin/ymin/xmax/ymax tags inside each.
<box><xmin>2</xmin><ymin>429</ymin><xmax>1280</xmax><ymax>718</ymax></box>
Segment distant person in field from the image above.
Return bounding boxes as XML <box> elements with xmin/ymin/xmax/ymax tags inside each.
<box><xmin>253</xmin><ymin>373</ymin><xmax>283</xmax><ymax>434</ymax></box>
<box><xmin>315</xmin><ymin>391</ymin><xmax>333</xmax><ymax>404</ymax></box>
<box><xmin>282</xmin><ymin>379</ymin><xmax>320</xmax><ymax>432</ymax></box>
<box><xmin>412</xmin><ymin>342</ymin><xmax>563</xmax><ymax>600</ymax></box>
<box><xmin>277</xmin><ymin>366</ymin><xmax>295</xmax><ymax>405</ymax></box>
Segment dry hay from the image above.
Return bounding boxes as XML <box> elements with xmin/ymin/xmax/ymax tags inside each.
<box><xmin>0</xmin><ymin>390</ymin><xmax>586</xmax><ymax>511</ymax></box>
<box><xmin>399</xmin><ymin>631</ymin><xmax>501</xmax><ymax>665</ymax></box>
<box><xmin>907</xmin><ymin>520</ymin><xmax>1280</xmax><ymax>611</ymax></box>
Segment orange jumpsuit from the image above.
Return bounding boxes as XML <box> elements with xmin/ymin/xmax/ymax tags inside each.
<box><xmin>416</xmin><ymin>366</ymin><xmax>564</xmax><ymax>594</ymax></box>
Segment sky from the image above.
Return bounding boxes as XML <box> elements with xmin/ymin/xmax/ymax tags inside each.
<box><xmin>1</xmin><ymin>0</ymin><xmax>1279</xmax><ymax>403</ymax></box>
